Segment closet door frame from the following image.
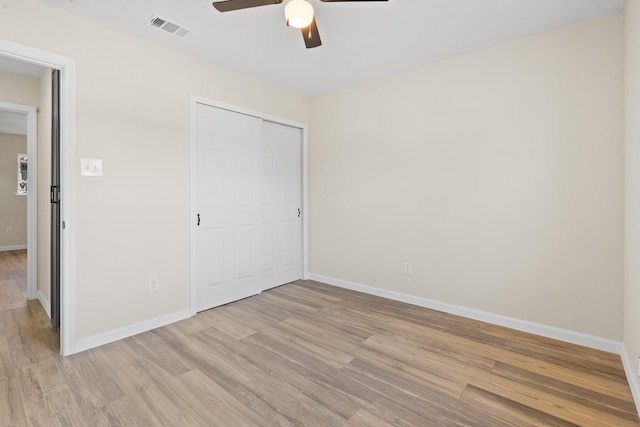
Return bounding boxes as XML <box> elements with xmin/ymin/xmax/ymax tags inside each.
<box><xmin>189</xmin><ymin>96</ymin><xmax>309</xmax><ymax>316</ymax></box>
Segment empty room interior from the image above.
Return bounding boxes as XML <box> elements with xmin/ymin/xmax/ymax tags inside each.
<box><xmin>2</xmin><ymin>0</ymin><xmax>640</xmax><ymax>425</ymax></box>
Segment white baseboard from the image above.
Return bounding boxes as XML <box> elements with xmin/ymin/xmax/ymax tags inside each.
<box><xmin>308</xmin><ymin>273</ymin><xmax>623</xmax><ymax>355</ymax></box>
<box><xmin>74</xmin><ymin>309</ymin><xmax>192</xmax><ymax>354</ymax></box>
<box><xmin>37</xmin><ymin>290</ymin><xmax>51</xmax><ymax>318</ymax></box>
<box><xmin>621</xmin><ymin>346</ymin><xmax>640</xmax><ymax>416</ymax></box>
<box><xmin>0</xmin><ymin>244</ymin><xmax>27</xmax><ymax>252</ymax></box>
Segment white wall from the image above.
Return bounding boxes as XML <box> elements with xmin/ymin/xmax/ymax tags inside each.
<box><xmin>0</xmin><ymin>133</ymin><xmax>27</xmax><ymax>248</ymax></box>
<box><xmin>0</xmin><ymin>0</ymin><xmax>309</xmax><ymax>341</ymax></box>
<box><xmin>309</xmin><ymin>14</ymin><xmax>624</xmax><ymax>340</ymax></box>
<box><xmin>625</xmin><ymin>0</ymin><xmax>640</xmax><ymax>386</ymax></box>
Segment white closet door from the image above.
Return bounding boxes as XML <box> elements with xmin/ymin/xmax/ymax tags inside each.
<box><xmin>261</xmin><ymin>121</ymin><xmax>303</xmax><ymax>289</ymax></box>
<box><xmin>195</xmin><ymin>103</ymin><xmax>263</xmax><ymax>311</ymax></box>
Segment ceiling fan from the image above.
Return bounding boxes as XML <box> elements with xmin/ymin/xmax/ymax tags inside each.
<box><xmin>211</xmin><ymin>0</ymin><xmax>388</xmax><ymax>49</ymax></box>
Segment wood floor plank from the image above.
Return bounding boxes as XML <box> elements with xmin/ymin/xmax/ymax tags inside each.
<box><xmin>195</xmin><ymin>307</ymin><xmax>257</xmax><ymax>340</ymax></box>
<box><xmin>60</xmin><ymin>351</ymin><xmax>125</xmax><ymax>407</ymax></box>
<box><xmin>300</xmin><ymin>308</ymin><xmax>377</xmax><ymax>341</ymax></box>
<box><xmin>104</xmin><ymin>396</ymin><xmax>155</xmax><ymax>427</ymax></box>
<box><xmin>166</xmin><ymin>369</ymin><xmax>269</xmax><ymax>427</ymax></box>
<box><xmin>386</xmin><ymin>317</ymin><xmax>634</xmax><ymax>401</ymax></box>
<box><xmin>245</xmin><ymin>376</ymin><xmax>348</xmax><ymax>427</ymax></box>
<box><xmin>340</xmin><ymin>360</ymin><xmax>479</xmax><ymax>426</ymax></box>
<box><xmin>241</xmin><ymin>331</ymin><xmax>417</xmax><ymax>417</ymax></box>
<box><xmin>138</xmin><ymin>380</ymin><xmax>211</xmax><ymax>426</ymax></box>
<box><xmin>470</xmin><ymin>370</ymin><xmax>639</xmax><ymax>426</ymax></box>
<box><xmin>226</xmin><ymin>334</ymin><xmax>363</xmax><ymax>420</ymax></box>
<box><xmin>0</xmin><ymin>377</ymin><xmax>28</xmax><ymax>427</ymax></box>
<box><xmin>459</xmin><ymin>384</ymin><xmax>580</xmax><ymax>427</ymax></box>
<box><xmin>277</xmin><ymin>316</ymin><xmax>469</xmax><ymax>397</ymax></box>
<box><xmin>403</xmin><ymin>304</ymin><xmax>628</xmax><ymax>381</ymax></box>
<box><xmin>344</xmin><ymin>409</ymin><xmax>395</xmax><ymax>427</ymax></box>
<box><xmin>0</xmin><ymin>254</ymin><xmax>638</xmax><ymax>426</ymax></box>
<box><xmin>491</xmin><ymin>361</ymin><xmax>639</xmax><ymax>421</ymax></box>
<box><xmin>253</xmin><ymin>320</ymin><xmax>356</xmax><ymax>370</ymax></box>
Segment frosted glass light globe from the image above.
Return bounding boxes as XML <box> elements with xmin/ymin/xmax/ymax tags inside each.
<box><xmin>285</xmin><ymin>0</ymin><xmax>314</xmax><ymax>29</ymax></box>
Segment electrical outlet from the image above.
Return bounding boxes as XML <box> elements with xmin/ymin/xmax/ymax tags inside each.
<box><xmin>5</xmin><ymin>226</ymin><xmax>11</xmax><ymax>234</ymax></box>
<box><xmin>403</xmin><ymin>262</ymin><xmax>412</xmax><ymax>276</ymax></box>
<box><xmin>148</xmin><ymin>276</ymin><xmax>159</xmax><ymax>293</ymax></box>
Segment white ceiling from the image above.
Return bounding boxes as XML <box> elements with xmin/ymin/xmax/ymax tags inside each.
<box><xmin>35</xmin><ymin>0</ymin><xmax>627</xmax><ymax>96</ymax></box>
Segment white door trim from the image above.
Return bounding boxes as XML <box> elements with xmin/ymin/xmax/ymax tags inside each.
<box><xmin>0</xmin><ymin>39</ymin><xmax>77</xmax><ymax>356</ymax></box>
<box><xmin>189</xmin><ymin>95</ymin><xmax>309</xmax><ymax>316</ymax></box>
<box><xmin>0</xmin><ymin>101</ymin><xmax>37</xmax><ymax>301</ymax></box>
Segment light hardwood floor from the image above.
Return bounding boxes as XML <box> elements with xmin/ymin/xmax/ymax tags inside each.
<box><xmin>0</xmin><ymin>250</ymin><xmax>27</xmax><ymax>311</ymax></box>
<box><xmin>1</xmin><ymin>250</ymin><xmax>638</xmax><ymax>426</ymax></box>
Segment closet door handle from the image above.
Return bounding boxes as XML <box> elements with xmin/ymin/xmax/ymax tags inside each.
<box><xmin>298</xmin><ymin>208</ymin><xmax>301</xmax><ymax>218</ymax></box>
<box><xmin>197</xmin><ymin>213</ymin><xmax>200</xmax><ymax>226</ymax></box>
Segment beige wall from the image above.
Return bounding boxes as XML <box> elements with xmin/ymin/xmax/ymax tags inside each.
<box><xmin>309</xmin><ymin>14</ymin><xmax>624</xmax><ymax>340</ymax></box>
<box><xmin>0</xmin><ymin>69</ymin><xmax>39</xmax><ymax>106</ymax></box>
<box><xmin>0</xmin><ymin>0</ymin><xmax>309</xmax><ymax>341</ymax></box>
<box><xmin>0</xmin><ymin>133</ymin><xmax>27</xmax><ymax>248</ymax></box>
<box><xmin>625</xmin><ymin>0</ymin><xmax>640</xmax><ymax>385</ymax></box>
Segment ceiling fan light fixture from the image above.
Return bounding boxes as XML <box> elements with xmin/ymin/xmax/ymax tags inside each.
<box><xmin>285</xmin><ymin>0</ymin><xmax>314</xmax><ymax>29</ymax></box>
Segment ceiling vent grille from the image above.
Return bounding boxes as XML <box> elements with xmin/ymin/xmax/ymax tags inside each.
<box><xmin>148</xmin><ymin>15</ymin><xmax>192</xmax><ymax>38</ymax></box>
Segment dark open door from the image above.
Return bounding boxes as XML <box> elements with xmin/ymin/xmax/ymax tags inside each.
<box><xmin>50</xmin><ymin>69</ymin><xmax>61</xmax><ymax>328</ymax></box>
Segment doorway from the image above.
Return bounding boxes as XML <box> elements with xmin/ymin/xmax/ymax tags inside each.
<box><xmin>0</xmin><ymin>102</ymin><xmax>37</xmax><ymax>303</ymax></box>
<box><xmin>0</xmin><ymin>39</ymin><xmax>77</xmax><ymax>356</ymax></box>
<box><xmin>190</xmin><ymin>99</ymin><xmax>307</xmax><ymax>313</ymax></box>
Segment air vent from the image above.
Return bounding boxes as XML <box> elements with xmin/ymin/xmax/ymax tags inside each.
<box><xmin>148</xmin><ymin>15</ymin><xmax>192</xmax><ymax>38</ymax></box>
<box><xmin>150</xmin><ymin>17</ymin><xmax>167</xmax><ymax>28</ymax></box>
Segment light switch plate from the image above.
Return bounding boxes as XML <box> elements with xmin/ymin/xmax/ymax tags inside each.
<box><xmin>81</xmin><ymin>158</ymin><xmax>102</xmax><ymax>176</ymax></box>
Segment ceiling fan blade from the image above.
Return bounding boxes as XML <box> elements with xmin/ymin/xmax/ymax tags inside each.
<box><xmin>301</xmin><ymin>17</ymin><xmax>322</xmax><ymax>49</ymax></box>
<box><xmin>320</xmin><ymin>0</ymin><xmax>387</xmax><ymax>2</ymax></box>
<box><xmin>212</xmin><ymin>0</ymin><xmax>282</xmax><ymax>13</ymax></box>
